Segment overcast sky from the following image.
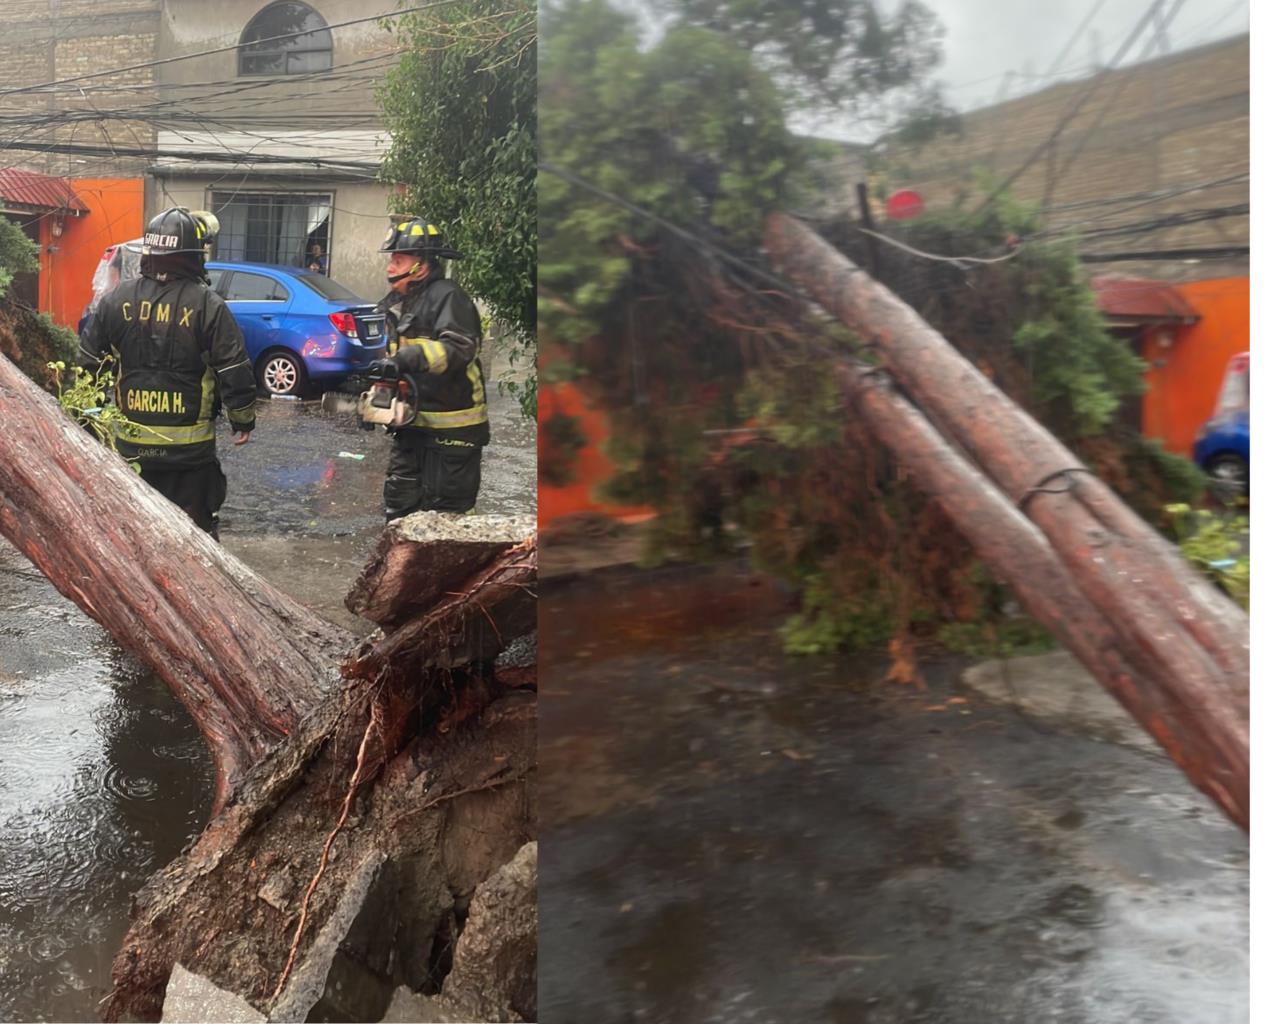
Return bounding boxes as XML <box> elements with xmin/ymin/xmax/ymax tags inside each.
<box><xmin>615</xmin><ymin>0</ymin><xmax>1250</xmax><ymax>140</ymax></box>
<box><xmin>932</xmin><ymin>0</ymin><xmax>1248</xmax><ymax>112</ymax></box>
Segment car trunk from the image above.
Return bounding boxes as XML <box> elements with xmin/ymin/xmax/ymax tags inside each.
<box><xmin>346</xmin><ymin>304</ymin><xmax>385</xmax><ymax>345</ymax></box>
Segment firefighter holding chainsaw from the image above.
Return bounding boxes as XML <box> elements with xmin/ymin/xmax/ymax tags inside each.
<box><xmin>363</xmin><ymin>217</ymin><xmax>488</xmax><ymax>521</ymax></box>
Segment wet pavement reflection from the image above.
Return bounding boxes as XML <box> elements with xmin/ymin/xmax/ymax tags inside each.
<box><xmin>540</xmin><ymin>560</ymin><xmax>1248</xmax><ymax>1024</ymax></box>
<box><xmin>0</xmin><ymin>374</ymin><xmax>535</xmax><ymax>1021</ymax></box>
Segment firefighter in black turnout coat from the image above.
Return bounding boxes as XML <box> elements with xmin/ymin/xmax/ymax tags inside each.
<box><xmin>79</xmin><ymin>207</ymin><xmax>256</xmax><ymax>538</ymax></box>
<box><xmin>369</xmin><ymin>217</ymin><xmax>488</xmax><ymax>520</ymax></box>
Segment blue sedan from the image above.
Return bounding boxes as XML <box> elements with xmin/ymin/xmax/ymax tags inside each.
<box><xmin>206</xmin><ymin>261</ymin><xmax>387</xmax><ymax>397</ymax></box>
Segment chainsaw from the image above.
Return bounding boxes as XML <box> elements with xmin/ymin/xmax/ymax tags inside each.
<box><xmin>356</xmin><ymin>360</ymin><xmax>419</xmax><ymax>430</ymax></box>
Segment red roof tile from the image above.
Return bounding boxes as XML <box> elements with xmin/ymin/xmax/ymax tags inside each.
<box><xmin>1091</xmin><ymin>275</ymin><xmax>1199</xmax><ymax>324</ymax></box>
<box><xmin>0</xmin><ymin>168</ymin><xmax>89</xmax><ymax>213</ymax></box>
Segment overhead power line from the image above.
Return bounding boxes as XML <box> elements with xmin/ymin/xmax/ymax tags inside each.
<box><xmin>1078</xmin><ymin>245</ymin><xmax>1248</xmax><ymax>262</ymax></box>
<box><xmin>0</xmin><ymin>138</ymin><xmax>379</xmax><ymax>172</ymax></box>
<box><xmin>0</xmin><ymin>1</ymin><xmax>452</xmax><ymax>98</ymax></box>
<box><xmin>974</xmin><ymin>0</ymin><xmax>1171</xmax><ymax>214</ymax></box>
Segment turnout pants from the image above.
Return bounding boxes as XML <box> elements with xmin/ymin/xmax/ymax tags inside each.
<box><xmin>140</xmin><ymin>461</ymin><xmax>228</xmax><ymax>539</ymax></box>
<box><xmin>384</xmin><ymin>430</ymin><xmax>483</xmax><ymax>521</ymax></box>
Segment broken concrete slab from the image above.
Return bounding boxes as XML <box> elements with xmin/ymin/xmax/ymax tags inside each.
<box><xmin>346</xmin><ymin>512</ymin><xmax>536</xmax><ymax>630</ymax></box>
<box><xmin>962</xmin><ymin>650</ymin><xmax>1157</xmax><ymax>752</ymax></box>
<box><xmin>162</xmin><ymin>963</ymin><xmax>266</xmax><ymax>1023</ymax></box>
<box><xmin>442</xmin><ymin>841</ymin><xmax>537</xmax><ymax>1021</ymax></box>
<box><xmin>268</xmin><ymin>849</ymin><xmax>387</xmax><ymax>1023</ymax></box>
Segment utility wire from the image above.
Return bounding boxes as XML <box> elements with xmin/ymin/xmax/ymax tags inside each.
<box><xmin>856</xmin><ymin>227</ymin><xmax>1019</xmax><ymax>266</ymax></box>
<box><xmin>1046</xmin><ymin>0</ymin><xmax>1192</xmax><ymax>195</ymax></box>
<box><xmin>0</xmin><ymin>138</ymin><xmax>378</xmax><ymax>171</ymax></box>
<box><xmin>1044</xmin><ymin>0</ymin><xmax>1111</xmax><ymax>79</ymax></box>
<box><xmin>539</xmin><ymin>160</ymin><xmax>806</xmax><ymax>299</ymax></box>
<box><xmin>974</xmin><ymin>0</ymin><xmax>1169</xmax><ymax>214</ymax></box>
<box><xmin>0</xmin><ymin>1</ymin><xmax>451</xmax><ymax>98</ymax></box>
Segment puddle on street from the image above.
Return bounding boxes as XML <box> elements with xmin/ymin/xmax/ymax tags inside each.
<box><xmin>540</xmin><ymin>561</ymin><xmax>1248</xmax><ymax>1024</ymax></box>
<box><xmin>0</xmin><ymin>377</ymin><xmax>534</xmax><ymax>1021</ymax></box>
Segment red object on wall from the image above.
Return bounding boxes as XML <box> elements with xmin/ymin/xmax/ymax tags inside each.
<box><xmin>885</xmin><ymin>189</ymin><xmax>925</xmax><ymax>220</ymax></box>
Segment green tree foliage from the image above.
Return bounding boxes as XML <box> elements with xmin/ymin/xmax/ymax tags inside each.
<box><xmin>658</xmin><ymin>0</ymin><xmax>945</xmax><ymax>116</ymax></box>
<box><xmin>1164</xmin><ymin>503</ymin><xmax>1248</xmax><ymax>610</ymax></box>
<box><xmin>0</xmin><ymin>217</ymin><xmax>79</xmax><ymax>385</ymax></box>
<box><xmin>542</xmin><ymin>1</ymin><xmax>1197</xmax><ymax>657</ymax></box>
<box><xmin>0</xmin><ymin>214</ymin><xmax>37</xmax><ymax>297</ymax></box>
<box><xmin>540</xmin><ymin>0</ymin><xmax>946</xmax><ymax>344</ymax></box>
<box><xmin>379</xmin><ymin>0</ymin><xmax>535</xmax><ymax>411</ymax></box>
<box><xmin>540</xmin><ymin>0</ymin><xmax>798</xmax><ymax>345</ymax></box>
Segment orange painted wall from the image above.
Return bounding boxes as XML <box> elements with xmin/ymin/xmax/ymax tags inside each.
<box><xmin>538</xmin><ymin>379</ymin><xmax>654</xmax><ymax>530</ymax></box>
<box><xmin>1141</xmin><ymin>276</ymin><xmax>1249</xmax><ymax>457</ymax></box>
<box><xmin>39</xmin><ymin>178</ymin><xmax>144</xmax><ymax>330</ymax></box>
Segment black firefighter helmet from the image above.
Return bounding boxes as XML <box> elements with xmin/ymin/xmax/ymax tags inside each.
<box><xmin>379</xmin><ymin>217</ymin><xmax>463</xmax><ymax>261</ymax></box>
<box><xmin>141</xmin><ymin>207</ymin><xmax>220</xmax><ymax>256</ymax></box>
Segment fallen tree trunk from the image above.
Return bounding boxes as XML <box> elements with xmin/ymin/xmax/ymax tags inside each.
<box><xmin>0</xmin><ymin>351</ymin><xmax>538</xmax><ymax>1021</ymax></box>
<box><xmin>764</xmin><ymin>214</ymin><xmax>1248</xmax><ymax>828</ymax></box>
<box><xmin>764</xmin><ymin>212</ymin><xmax>1248</xmax><ymax>682</ymax></box>
<box><xmin>346</xmin><ymin>536</ymin><xmax>538</xmax><ymax>680</ymax></box>
<box><xmin>0</xmin><ymin>353</ymin><xmax>345</xmax><ymax>809</ymax></box>
<box><xmin>840</xmin><ymin>365</ymin><xmax>1246</xmax><ymax>828</ymax></box>
<box><xmin>102</xmin><ymin>526</ymin><xmax>537</xmax><ymax>1021</ymax></box>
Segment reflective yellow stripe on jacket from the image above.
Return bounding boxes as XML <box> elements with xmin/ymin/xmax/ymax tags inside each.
<box><xmin>115</xmin><ymin>420</ymin><xmax>217</xmax><ymax>446</ymax></box>
<box><xmin>412</xmin><ymin>403</ymin><xmax>489</xmax><ymax>429</ymax></box>
<box><xmin>403</xmin><ymin>337</ymin><xmax>450</xmax><ymax>374</ymax></box>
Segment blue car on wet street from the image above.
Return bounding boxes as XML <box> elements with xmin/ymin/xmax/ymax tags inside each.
<box><xmin>205</xmin><ymin>261</ymin><xmax>387</xmax><ymax>397</ymax></box>
<box><xmin>82</xmin><ymin>243</ymin><xmax>387</xmax><ymax>398</ymax></box>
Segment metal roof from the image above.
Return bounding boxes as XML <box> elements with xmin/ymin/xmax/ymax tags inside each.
<box><xmin>1091</xmin><ymin>275</ymin><xmax>1200</xmax><ymax>326</ymax></box>
<box><xmin>0</xmin><ymin>168</ymin><xmax>89</xmax><ymax>214</ymax></box>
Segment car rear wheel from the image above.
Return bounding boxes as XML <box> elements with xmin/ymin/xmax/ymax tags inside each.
<box><xmin>1206</xmin><ymin>453</ymin><xmax>1248</xmax><ymax>502</ymax></box>
<box><xmin>258</xmin><ymin>350</ymin><xmax>307</xmax><ymax>397</ymax></box>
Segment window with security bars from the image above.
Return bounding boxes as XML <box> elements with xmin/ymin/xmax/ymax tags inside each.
<box><xmin>209</xmin><ymin>192</ymin><xmax>332</xmax><ymax>272</ymax></box>
<box><xmin>239</xmin><ymin>2</ymin><xmax>333</xmax><ymax>76</ymax></box>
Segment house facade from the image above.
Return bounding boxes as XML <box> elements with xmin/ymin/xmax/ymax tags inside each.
<box><xmin>0</xmin><ymin>0</ymin><xmax>399</xmax><ymax>326</ymax></box>
<box><xmin>153</xmin><ymin>0</ymin><xmax>395</xmax><ymax>297</ymax></box>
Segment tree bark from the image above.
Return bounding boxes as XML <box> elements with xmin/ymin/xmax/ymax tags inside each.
<box><xmin>345</xmin><ymin>537</ymin><xmax>537</xmax><ymax>680</ymax></box>
<box><xmin>840</xmin><ymin>365</ymin><xmax>1246</xmax><ymax>828</ymax></box>
<box><xmin>346</xmin><ymin>512</ymin><xmax>537</xmax><ymax>630</ymax></box>
<box><xmin>0</xmin><ymin>353</ymin><xmax>346</xmax><ymax>811</ymax></box>
<box><xmin>763</xmin><ymin>215</ymin><xmax>1248</xmax><ymax>827</ymax></box>
<box><xmin>764</xmin><ymin>212</ymin><xmax>1248</xmax><ymax>684</ymax></box>
<box><xmin>0</xmin><ymin>352</ymin><xmax>539</xmax><ymax>1021</ymax></box>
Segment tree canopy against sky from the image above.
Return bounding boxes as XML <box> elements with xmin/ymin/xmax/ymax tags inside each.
<box><xmin>379</xmin><ymin>0</ymin><xmax>536</xmax><ymax>411</ymax></box>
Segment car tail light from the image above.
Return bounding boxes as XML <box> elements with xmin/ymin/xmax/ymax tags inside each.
<box><xmin>329</xmin><ymin>312</ymin><xmax>359</xmax><ymax>338</ymax></box>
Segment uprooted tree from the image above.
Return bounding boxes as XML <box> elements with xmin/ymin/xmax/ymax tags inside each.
<box><xmin>0</xmin><ymin>352</ymin><xmax>537</xmax><ymax>1022</ymax></box>
<box><xmin>538</xmin><ymin>0</ymin><xmax>1246</xmax><ymax>828</ymax></box>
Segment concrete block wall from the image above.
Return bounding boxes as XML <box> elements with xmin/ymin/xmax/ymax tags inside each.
<box><xmin>877</xmin><ymin>34</ymin><xmax>1249</xmax><ymax>281</ymax></box>
<box><xmin>0</xmin><ymin>0</ymin><xmax>160</xmax><ymax>178</ymax></box>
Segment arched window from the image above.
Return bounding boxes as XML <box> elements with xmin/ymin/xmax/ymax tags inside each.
<box><xmin>239</xmin><ymin>2</ymin><xmax>332</xmax><ymax>76</ymax></box>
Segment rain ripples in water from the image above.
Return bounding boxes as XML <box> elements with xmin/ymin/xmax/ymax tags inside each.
<box><xmin>0</xmin><ymin>569</ymin><xmax>213</xmax><ymax>1022</ymax></box>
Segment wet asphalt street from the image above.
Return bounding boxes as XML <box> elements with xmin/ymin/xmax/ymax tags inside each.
<box><xmin>0</xmin><ymin>366</ymin><xmax>535</xmax><ymax>1022</ymax></box>
<box><xmin>539</xmin><ymin>561</ymin><xmax>1248</xmax><ymax>1024</ymax></box>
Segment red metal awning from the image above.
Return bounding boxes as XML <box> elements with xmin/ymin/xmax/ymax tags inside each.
<box><xmin>0</xmin><ymin>168</ymin><xmax>89</xmax><ymax>214</ymax></box>
<box><xmin>1091</xmin><ymin>275</ymin><xmax>1199</xmax><ymax>326</ymax></box>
